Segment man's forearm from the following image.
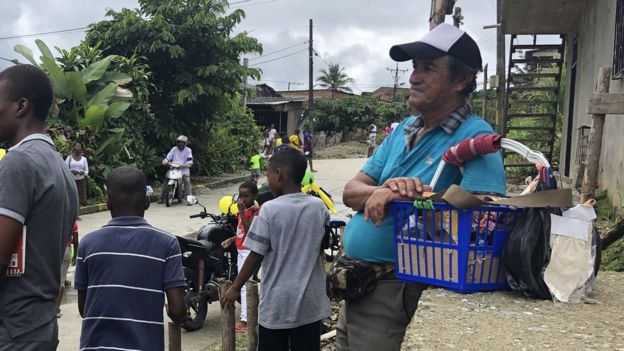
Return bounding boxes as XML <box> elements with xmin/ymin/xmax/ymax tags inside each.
<box><xmin>343</xmin><ymin>179</ymin><xmax>382</xmax><ymax>211</ymax></box>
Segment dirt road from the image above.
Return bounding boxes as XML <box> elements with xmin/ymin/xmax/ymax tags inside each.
<box><xmin>402</xmin><ymin>271</ymin><xmax>624</xmax><ymax>350</ymax></box>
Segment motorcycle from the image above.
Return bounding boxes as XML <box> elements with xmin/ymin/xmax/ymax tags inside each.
<box><xmin>177</xmin><ymin>195</ymin><xmax>239</xmax><ymax>331</ymax></box>
<box><xmin>164</xmin><ymin>162</ymin><xmax>185</xmax><ymax>207</ymax></box>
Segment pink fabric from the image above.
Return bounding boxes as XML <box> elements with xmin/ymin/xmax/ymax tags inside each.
<box><xmin>442</xmin><ymin>134</ymin><xmax>502</xmax><ymax>167</ymax></box>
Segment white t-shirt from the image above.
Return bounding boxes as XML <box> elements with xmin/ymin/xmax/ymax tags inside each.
<box><xmin>369</xmin><ymin>124</ymin><xmax>377</xmax><ymax>136</ymax></box>
<box><xmin>268</xmin><ymin>128</ymin><xmax>277</xmax><ymax>142</ymax></box>
<box><xmin>65</xmin><ymin>155</ymin><xmax>89</xmax><ymax>180</ymax></box>
<box><xmin>390</xmin><ymin>122</ymin><xmax>400</xmax><ymax>131</ymax></box>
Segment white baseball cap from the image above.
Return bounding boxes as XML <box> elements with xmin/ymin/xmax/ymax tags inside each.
<box><xmin>390</xmin><ymin>23</ymin><xmax>482</xmax><ymax>70</ymax></box>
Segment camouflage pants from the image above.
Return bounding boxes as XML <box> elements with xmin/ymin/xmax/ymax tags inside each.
<box><xmin>335</xmin><ymin>279</ymin><xmax>425</xmax><ymax>351</ymax></box>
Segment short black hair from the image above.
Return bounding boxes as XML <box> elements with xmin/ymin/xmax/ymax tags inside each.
<box><xmin>270</xmin><ymin>146</ymin><xmax>307</xmax><ymax>184</ymax></box>
<box><xmin>106</xmin><ymin>166</ymin><xmax>147</xmax><ymax>205</ymax></box>
<box><xmin>240</xmin><ymin>180</ymin><xmax>259</xmax><ymax>195</ymax></box>
<box><xmin>447</xmin><ymin>56</ymin><xmax>479</xmax><ymax>97</ymax></box>
<box><xmin>0</xmin><ymin>64</ymin><xmax>53</xmax><ymax>121</ymax></box>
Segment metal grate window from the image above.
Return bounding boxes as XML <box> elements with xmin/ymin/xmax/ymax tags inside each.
<box><xmin>614</xmin><ymin>0</ymin><xmax>624</xmax><ymax>79</ymax></box>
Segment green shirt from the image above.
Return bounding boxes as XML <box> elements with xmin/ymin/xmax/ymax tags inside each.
<box><xmin>250</xmin><ymin>154</ymin><xmax>261</xmax><ymax>169</ymax></box>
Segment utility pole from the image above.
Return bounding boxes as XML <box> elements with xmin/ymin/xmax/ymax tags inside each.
<box><xmin>452</xmin><ymin>7</ymin><xmax>463</xmax><ymax>28</ymax></box>
<box><xmin>387</xmin><ymin>63</ymin><xmax>409</xmax><ymax>101</ymax></box>
<box><xmin>482</xmin><ymin>63</ymin><xmax>488</xmax><ymax>119</ymax></box>
<box><xmin>495</xmin><ymin>0</ymin><xmax>506</xmax><ymax>134</ymax></box>
<box><xmin>242</xmin><ymin>58</ymin><xmax>249</xmax><ymax>107</ymax></box>
<box><xmin>308</xmin><ymin>19</ymin><xmax>314</xmax><ymax>124</ymax></box>
<box><xmin>429</xmin><ymin>0</ymin><xmax>455</xmax><ymax>29</ymax></box>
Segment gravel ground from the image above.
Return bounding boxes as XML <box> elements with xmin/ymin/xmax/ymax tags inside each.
<box><xmin>402</xmin><ymin>271</ymin><xmax>624</xmax><ymax>350</ymax></box>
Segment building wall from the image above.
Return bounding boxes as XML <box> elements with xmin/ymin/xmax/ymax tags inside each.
<box><xmin>562</xmin><ymin>0</ymin><xmax>624</xmax><ymax>207</ymax></box>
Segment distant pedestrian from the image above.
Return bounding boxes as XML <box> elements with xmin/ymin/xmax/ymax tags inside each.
<box><xmin>75</xmin><ymin>166</ymin><xmax>186</xmax><ymax>350</ymax></box>
<box><xmin>367</xmin><ymin>122</ymin><xmax>378</xmax><ymax>157</ymax></box>
<box><xmin>0</xmin><ymin>64</ymin><xmax>78</xmax><ymax>349</ymax></box>
<box><xmin>303</xmin><ymin>126</ymin><xmax>316</xmax><ymax>172</ymax></box>
<box><xmin>250</xmin><ymin>148</ymin><xmax>261</xmax><ymax>183</ymax></box>
<box><xmin>66</xmin><ymin>141</ymin><xmax>89</xmax><ymax>206</ymax></box>
<box><xmin>221</xmin><ymin>146</ymin><xmax>331</xmax><ymax>351</ymax></box>
<box><xmin>390</xmin><ymin>121</ymin><xmax>400</xmax><ymax>131</ymax></box>
<box><xmin>289</xmin><ymin>129</ymin><xmax>302</xmax><ymax>152</ymax></box>
<box><xmin>385</xmin><ymin>124</ymin><xmax>391</xmax><ymax>136</ymax></box>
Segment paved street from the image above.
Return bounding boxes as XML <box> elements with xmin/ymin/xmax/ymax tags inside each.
<box><xmin>58</xmin><ymin>158</ymin><xmax>365</xmax><ymax>350</ymax></box>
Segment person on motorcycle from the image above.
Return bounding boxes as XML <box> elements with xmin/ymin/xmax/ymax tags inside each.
<box><xmin>159</xmin><ymin>135</ymin><xmax>193</xmax><ymax>204</ymax></box>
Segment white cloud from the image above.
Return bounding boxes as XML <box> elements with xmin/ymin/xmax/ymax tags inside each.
<box><xmin>1</xmin><ymin>0</ymin><xmax>498</xmax><ymax>93</ymax></box>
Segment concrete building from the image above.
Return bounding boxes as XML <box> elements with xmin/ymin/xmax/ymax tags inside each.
<box><xmin>503</xmin><ymin>0</ymin><xmax>624</xmax><ymax>207</ymax></box>
<box><xmin>363</xmin><ymin>86</ymin><xmax>410</xmax><ymax>102</ymax></box>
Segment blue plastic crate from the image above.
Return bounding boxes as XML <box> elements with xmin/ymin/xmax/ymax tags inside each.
<box><xmin>390</xmin><ymin>201</ymin><xmax>522</xmax><ymax>293</ymax></box>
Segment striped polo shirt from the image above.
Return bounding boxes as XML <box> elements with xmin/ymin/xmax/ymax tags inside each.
<box><xmin>74</xmin><ymin>216</ymin><xmax>185</xmax><ymax>351</ymax></box>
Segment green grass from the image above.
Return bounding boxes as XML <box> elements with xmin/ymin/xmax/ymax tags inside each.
<box><xmin>595</xmin><ymin>190</ymin><xmax>624</xmax><ymax>271</ymax></box>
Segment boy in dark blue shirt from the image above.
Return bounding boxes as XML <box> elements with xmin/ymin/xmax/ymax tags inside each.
<box><xmin>75</xmin><ymin>166</ymin><xmax>186</xmax><ymax>350</ymax></box>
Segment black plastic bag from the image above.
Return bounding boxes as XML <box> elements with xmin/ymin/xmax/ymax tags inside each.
<box><xmin>502</xmin><ymin>207</ymin><xmax>562</xmax><ymax>299</ymax></box>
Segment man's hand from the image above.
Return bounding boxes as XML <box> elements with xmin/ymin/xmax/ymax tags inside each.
<box><xmin>220</xmin><ymin>286</ymin><xmax>240</xmax><ymax>307</ymax></box>
<box><xmin>71</xmin><ymin>170</ymin><xmax>79</xmax><ymax>175</ymax></box>
<box><xmin>382</xmin><ymin>177</ymin><xmax>431</xmax><ymax>198</ymax></box>
<box><xmin>78</xmin><ymin>171</ymin><xmax>85</xmax><ymax>176</ymax></box>
<box><xmin>364</xmin><ymin>187</ymin><xmax>406</xmax><ymax>226</ymax></box>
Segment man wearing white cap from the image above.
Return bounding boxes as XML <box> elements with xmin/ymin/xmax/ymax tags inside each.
<box><xmin>337</xmin><ymin>23</ymin><xmax>506</xmax><ymax>350</ymax></box>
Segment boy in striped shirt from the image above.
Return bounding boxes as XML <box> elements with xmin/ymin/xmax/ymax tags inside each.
<box><xmin>75</xmin><ymin>166</ymin><xmax>186</xmax><ymax>350</ymax></box>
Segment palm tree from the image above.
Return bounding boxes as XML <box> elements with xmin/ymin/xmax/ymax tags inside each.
<box><xmin>317</xmin><ymin>63</ymin><xmax>354</xmax><ymax>94</ymax></box>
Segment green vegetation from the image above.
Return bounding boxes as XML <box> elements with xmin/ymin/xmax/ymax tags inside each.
<box><xmin>317</xmin><ymin>63</ymin><xmax>355</xmax><ymax>93</ymax></box>
<box><xmin>85</xmin><ymin>0</ymin><xmax>263</xmax><ymax>175</ymax></box>
<box><xmin>11</xmin><ymin>0</ymin><xmax>264</xmax><ymax>199</ymax></box>
<box><xmin>596</xmin><ymin>190</ymin><xmax>624</xmax><ymax>271</ymax></box>
<box><xmin>313</xmin><ymin>95</ymin><xmax>408</xmax><ymax>138</ymax></box>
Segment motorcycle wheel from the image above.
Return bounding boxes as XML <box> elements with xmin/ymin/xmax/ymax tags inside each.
<box><xmin>166</xmin><ymin>183</ymin><xmax>175</xmax><ymax>207</ymax></box>
<box><xmin>182</xmin><ymin>290</ymin><xmax>208</xmax><ymax>331</ymax></box>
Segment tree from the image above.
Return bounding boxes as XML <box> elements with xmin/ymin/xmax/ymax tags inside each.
<box><xmin>317</xmin><ymin>63</ymin><xmax>355</xmax><ymax>93</ymax></box>
<box><xmin>313</xmin><ymin>96</ymin><xmax>408</xmax><ymax>139</ymax></box>
<box><xmin>14</xmin><ymin>39</ymin><xmax>158</xmax><ymax>200</ymax></box>
<box><xmin>84</xmin><ymin>0</ymin><xmax>263</xmax><ymax>174</ymax></box>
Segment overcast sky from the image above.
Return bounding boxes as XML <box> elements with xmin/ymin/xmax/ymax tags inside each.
<box><xmin>0</xmin><ymin>0</ymin><xmax>500</xmax><ymax>94</ymax></box>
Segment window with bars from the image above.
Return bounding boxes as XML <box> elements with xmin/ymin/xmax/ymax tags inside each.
<box><xmin>614</xmin><ymin>0</ymin><xmax>624</xmax><ymax>79</ymax></box>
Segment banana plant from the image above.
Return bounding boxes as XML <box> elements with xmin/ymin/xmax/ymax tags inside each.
<box><xmin>14</xmin><ymin>40</ymin><xmax>133</xmax><ymax>133</ymax></box>
<box><xmin>13</xmin><ymin>40</ymin><xmax>139</xmax><ymax>188</ymax></box>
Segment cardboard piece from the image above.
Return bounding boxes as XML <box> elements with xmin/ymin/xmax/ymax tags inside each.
<box><xmin>439</xmin><ymin>185</ymin><xmax>573</xmax><ymax>209</ymax></box>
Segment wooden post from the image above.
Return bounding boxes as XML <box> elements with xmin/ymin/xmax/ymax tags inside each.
<box><xmin>429</xmin><ymin>0</ymin><xmax>450</xmax><ymax>30</ymax></box>
<box><xmin>482</xmin><ymin>63</ymin><xmax>488</xmax><ymax>119</ymax></box>
<box><xmin>246</xmin><ymin>281</ymin><xmax>259</xmax><ymax>351</ymax></box>
<box><xmin>168</xmin><ymin>322</ymin><xmax>181</xmax><ymax>351</ymax></box>
<box><xmin>495</xmin><ymin>0</ymin><xmax>506</xmax><ymax>134</ymax></box>
<box><xmin>220</xmin><ymin>280</ymin><xmax>236</xmax><ymax>351</ymax></box>
<box><xmin>581</xmin><ymin>66</ymin><xmax>612</xmax><ymax>202</ymax></box>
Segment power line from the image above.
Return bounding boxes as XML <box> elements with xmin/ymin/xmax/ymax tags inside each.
<box><xmin>248</xmin><ymin>41</ymin><xmax>308</xmax><ymax>61</ymax></box>
<box><xmin>0</xmin><ymin>27</ymin><xmax>87</xmax><ymax>40</ymax></box>
<box><xmin>249</xmin><ymin>48</ymin><xmax>307</xmax><ymax>66</ymax></box>
<box><xmin>312</xmin><ymin>48</ymin><xmax>331</xmax><ymax>67</ymax></box>
<box><xmin>231</xmin><ymin>0</ymin><xmax>279</xmax><ymax>9</ymax></box>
